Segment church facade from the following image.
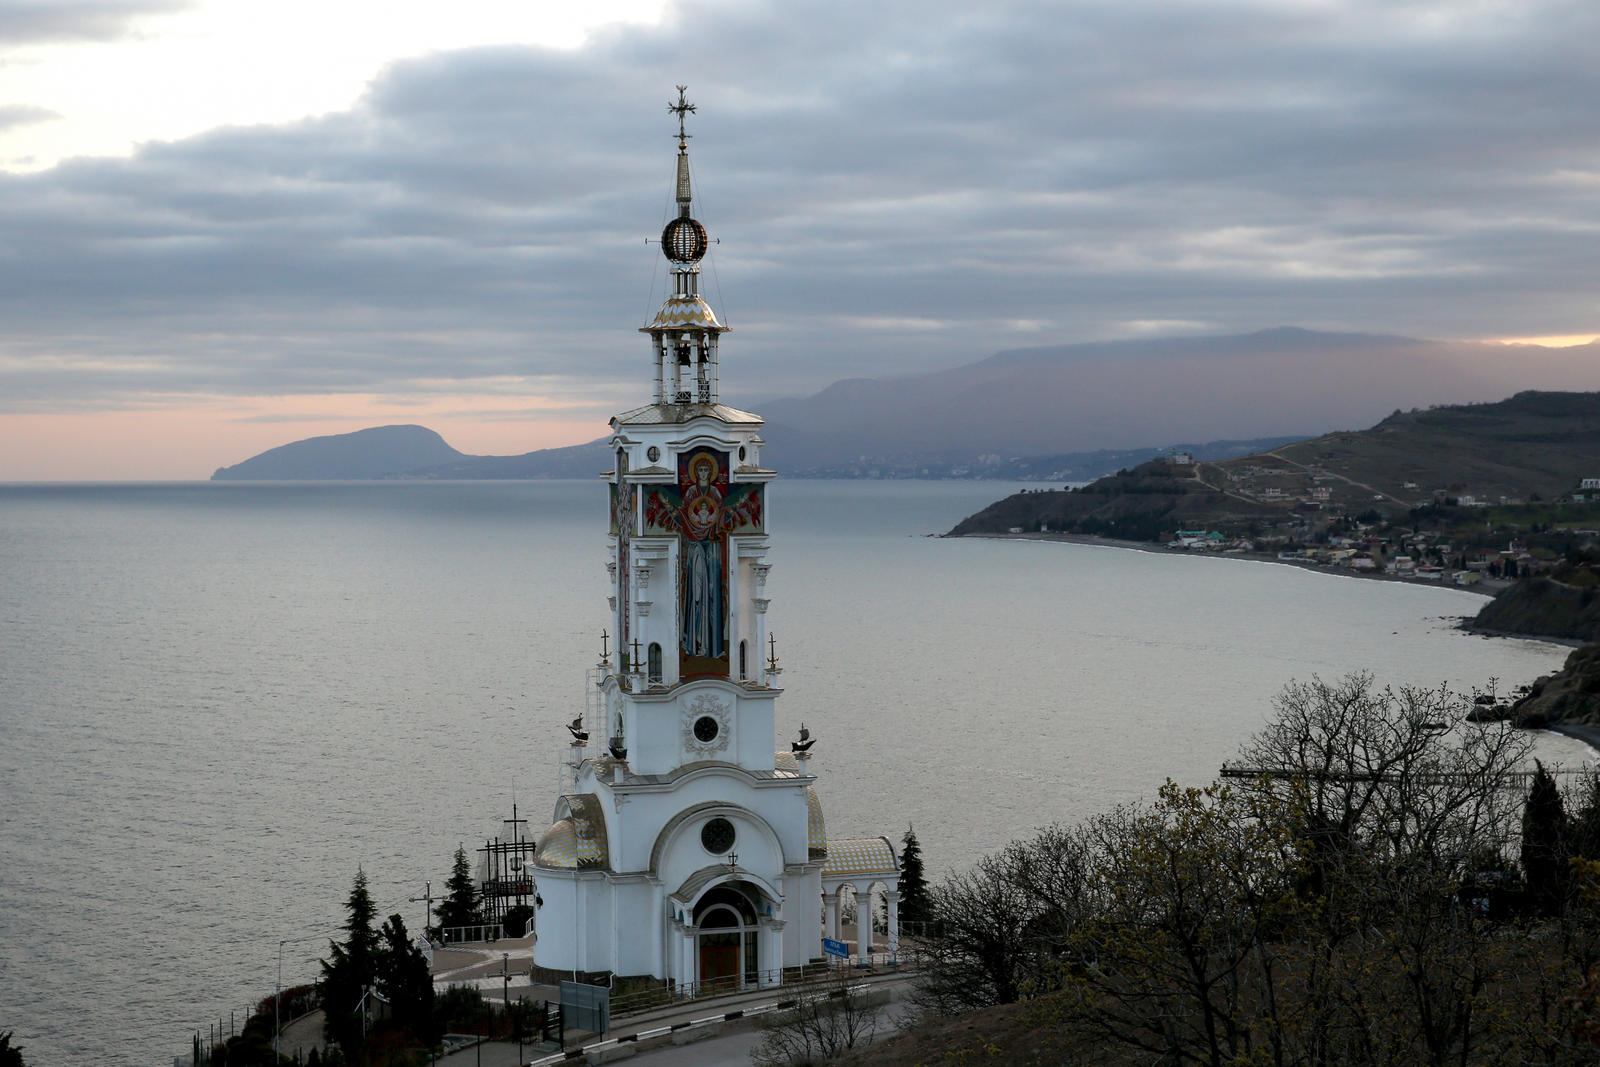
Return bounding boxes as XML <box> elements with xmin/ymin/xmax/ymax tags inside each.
<box><xmin>529</xmin><ymin>91</ymin><xmax>901</xmax><ymax>990</ymax></box>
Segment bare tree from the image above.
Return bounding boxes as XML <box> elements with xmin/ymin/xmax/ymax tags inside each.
<box><xmin>912</xmin><ymin>828</ymin><xmax>1096</xmax><ymax>1014</ymax></box>
<box><xmin>1232</xmin><ymin>674</ymin><xmax>1529</xmax><ymax>878</ymax></box>
<box><xmin>911</xmin><ymin>673</ymin><xmax>1580</xmax><ymax>1065</ymax></box>
<box><xmin>1227</xmin><ymin>673</ymin><xmax>1533</xmax><ymax>1066</ymax></box>
<box><xmin>1043</xmin><ymin>782</ymin><xmax>1302</xmax><ymax>1067</ymax></box>
<box><xmin>751</xmin><ymin>970</ymin><xmax>882</xmax><ymax>1066</ymax></box>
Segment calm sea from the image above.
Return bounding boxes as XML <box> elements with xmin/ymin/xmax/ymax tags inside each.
<box><xmin>0</xmin><ymin>480</ymin><xmax>1583</xmax><ymax>1065</ymax></box>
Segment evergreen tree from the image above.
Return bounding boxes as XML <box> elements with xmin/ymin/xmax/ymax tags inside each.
<box><xmin>376</xmin><ymin>913</ymin><xmax>436</xmax><ymax>1047</ymax></box>
<box><xmin>0</xmin><ymin>1030</ymin><xmax>28</xmax><ymax>1067</ymax></box>
<box><xmin>343</xmin><ymin>868</ymin><xmax>380</xmax><ymax>970</ymax></box>
<box><xmin>321</xmin><ymin>869</ymin><xmax>380</xmax><ymax>1056</ymax></box>
<box><xmin>1571</xmin><ymin>771</ymin><xmax>1600</xmax><ymax>860</ymax></box>
<box><xmin>435</xmin><ymin>845</ymin><xmax>482</xmax><ymax>934</ymax></box>
<box><xmin>1522</xmin><ymin>760</ymin><xmax>1570</xmax><ymax>915</ymax></box>
<box><xmin>898</xmin><ymin>825</ymin><xmax>930</xmax><ymax>928</ymax></box>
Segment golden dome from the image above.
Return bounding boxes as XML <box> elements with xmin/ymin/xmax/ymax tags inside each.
<box><xmin>644</xmin><ymin>294</ymin><xmax>726</xmax><ymax>331</ymax></box>
<box><xmin>534</xmin><ymin>819</ymin><xmax>580</xmax><ymax>869</ymax></box>
<box><xmin>533</xmin><ymin>794</ymin><xmax>610</xmax><ymax>870</ymax></box>
<box><xmin>821</xmin><ymin>836</ymin><xmax>899</xmax><ymax>878</ymax></box>
<box><xmin>807</xmin><ymin>787</ymin><xmax>826</xmax><ymax>857</ymax></box>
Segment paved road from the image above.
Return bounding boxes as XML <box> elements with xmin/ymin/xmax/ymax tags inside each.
<box><xmin>629</xmin><ymin>1027</ymin><xmax>766</xmax><ymax>1066</ymax></box>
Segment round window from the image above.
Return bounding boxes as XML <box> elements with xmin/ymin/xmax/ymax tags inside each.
<box><xmin>738</xmin><ymin>445</ymin><xmax>747</xmax><ymax>460</ymax></box>
<box><xmin>647</xmin><ymin>446</ymin><xmax>661</xmax><ymax>463</ymax></box>
<box><xmin>693</xmin><ymin>715</ymin><xmax>720</xmax><ymax>743</ymax></box>
<box><xmin>702</xmin><ymin>817</ymin><xmax>736</xmax><ymax>854</ymax></box>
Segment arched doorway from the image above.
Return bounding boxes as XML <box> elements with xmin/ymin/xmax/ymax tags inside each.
<box><xmin>694</xmin><ymin>883</ymin><xmax>759</xmax><ymax>990</ymax></box>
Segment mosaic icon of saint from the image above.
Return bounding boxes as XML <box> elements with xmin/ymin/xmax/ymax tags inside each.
<box><xmin>645</xmin><ymin>450</ymin><xmax>761</xmax><ymax>666</ymax></box>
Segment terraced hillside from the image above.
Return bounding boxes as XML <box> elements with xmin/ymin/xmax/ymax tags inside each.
<box><xmin>950</xmin><ymin>391</ymin><xmax>1600</xmax><ymax>539</ymax></box>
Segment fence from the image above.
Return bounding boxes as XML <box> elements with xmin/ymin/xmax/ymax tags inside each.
<box><xmin>438</xmin><ymin>923</ymin><xmax>503</xmax><ymax>945</ymax></box>
<box><xmin>606</xmin><ymin>951</ymin><xmax>914</xmax><ymax>1019</ymax></box>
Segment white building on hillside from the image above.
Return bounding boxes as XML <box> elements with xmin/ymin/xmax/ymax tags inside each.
<box><xmin>529</xmin><ymin>90</ymin><xmax>901</xmax><ymax>991</ymax></box>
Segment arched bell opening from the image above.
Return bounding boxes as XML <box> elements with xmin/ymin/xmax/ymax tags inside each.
<box><xmin>693</xmin><ymin>882</ymin><xmax>762</xmax><ymax>991</ymax></box>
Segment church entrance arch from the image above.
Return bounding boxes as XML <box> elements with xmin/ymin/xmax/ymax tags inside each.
<box><xmin>693</xmin><ymin>883</ymin><xmax>760</xmax><ymax>990</ymax></box>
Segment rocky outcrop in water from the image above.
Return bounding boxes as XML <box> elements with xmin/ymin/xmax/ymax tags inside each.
<box><xmin>1510</xmin><ymin>642</ymin><xmax>1600</xmax><ymax>728</ymax></box>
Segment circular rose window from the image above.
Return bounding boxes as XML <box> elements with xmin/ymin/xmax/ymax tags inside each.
<box><xmin>693</xmin><ymin>715</ymin><xmax>720</xmax><ymax>743</ymax></box>
<box><xmin>701</xmin><ymin>817</ymin><xmax>736</xmax><ymax>854</ymax></box>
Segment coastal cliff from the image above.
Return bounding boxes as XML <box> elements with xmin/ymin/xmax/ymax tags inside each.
<box><xmin>947</xmin><ymin>460</ymin><xmax>1270</xmax><ymax>541</ymax></box>
<box><xmin>1510</xmin><ymin>642</ymin><xmax>1600</xmax><ymax>728</ymax></box>
<box><xmin>1470</xmin><ymin>573</ymin><xmax>1600</xmax><ymax>644</ymax></box>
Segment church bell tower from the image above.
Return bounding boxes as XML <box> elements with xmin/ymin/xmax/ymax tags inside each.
<box><xmin>529</xmin><ymin>89</ymin><xmax>897</xmax><ymax>992</ymax></box>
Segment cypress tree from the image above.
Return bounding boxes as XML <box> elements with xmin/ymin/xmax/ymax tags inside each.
<box><xmin>376</xmin><ymin>913</ymin><xmax>436</xmax><ymax>1047</ymax></box>
<box><xmin>1522</xmin><ymin>760</ymin><xmax>1569</xmax><ymax>915</ymax></box>
<box><xmin>899</xmin><ymin>825</ymin><xmax>930</xmax><ymax>928</ymax></box>
<box><xmin>321</xmin><ymin>868</ymin><xmax>380</xmax><ymax>1056</ymax></box>
<box><xmin>435</xmin><ymin>845</ymin><xmax>482</xmax><ymax>935</ymax></box>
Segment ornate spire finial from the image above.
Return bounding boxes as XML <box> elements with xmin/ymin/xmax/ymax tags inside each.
<box><xmin>668</xmin><ymin>85</ymin><xmax>696</xmax><ymax>148</ymax></box>
<box><xmin>668</xmin><ymin>86</ymin><xmax>697</xmax><ymax>218</ymax></box>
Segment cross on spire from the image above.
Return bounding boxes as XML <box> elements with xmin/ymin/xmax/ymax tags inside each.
<box><xmin>668</xmin><ymin>85</ymin><xmax>696</xmax><ymax>146</ymax></box>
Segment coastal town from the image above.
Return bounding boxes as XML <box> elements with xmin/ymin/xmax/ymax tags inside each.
<box><xmin>989</xmin><ymin>455</ymin><xmax>1600</xmax><ymax>594</ymax></box>
<box><xmin>959</xmin><ymin>393</ymin><xmax>1600</xmax><ymax>604</ymax></box>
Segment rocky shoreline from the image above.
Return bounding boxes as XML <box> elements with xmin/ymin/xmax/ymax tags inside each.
<box><xmin>1546</xmin><ymin>722</ymin><xmax>1600</xmax><ymax>753</ymax></box>
<box><xmin>959</xmin><ymin>530</ymin><xmax>1513</xmax><ymax>601</ymax></box>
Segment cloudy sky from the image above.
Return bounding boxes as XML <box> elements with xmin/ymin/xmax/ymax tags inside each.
<box><xmin>1</xmin><ymin>0</ymin><xmax>1597</xmax><ymax>478</ymax></box>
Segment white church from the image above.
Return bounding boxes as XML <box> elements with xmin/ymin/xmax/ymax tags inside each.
<box><xmin>529</xmin><ymin>90</ymin><xmax>902</xmax><ymax>991</ymax></box>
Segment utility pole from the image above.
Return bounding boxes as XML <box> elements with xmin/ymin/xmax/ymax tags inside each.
<box><xmin>409</xmin><ymin>881</ymin><xmax>433</xmax><ymax>934</ymax></box>
<box><xmin>276</xmin><ymin>939</ymin><xmax>286</xmax><ymax>1062</ymax></box>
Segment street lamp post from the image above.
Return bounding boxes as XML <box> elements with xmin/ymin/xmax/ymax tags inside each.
<box><xmin>275</xmin><ymin>939</ymin><xmax>286</xmax><ymax>1061</ymax></box>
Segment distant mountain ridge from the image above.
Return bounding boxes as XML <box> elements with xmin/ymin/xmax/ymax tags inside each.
<box><xmin>211</xmin><ymin>424</ymin><xmax>611</xmax><ymax>481</ymax></box>
<box><xmin>212</xmin><ymin>327</ymin><xmax>1600</xmax><ymax>481</ymax></box>
<box><xmin>211</xmin><ymin>425</ymin><xmax>466</xmax><ymax>480</ymax></box>
<box><xmin>211</xmin><ymin>425</ymin><xmax>1303</xmax><ymax>483</ymax></box>
<box><xmin>746</xmin><ymin>326</ymin><xmax>1600</xmax><ymax>473</ymax></box>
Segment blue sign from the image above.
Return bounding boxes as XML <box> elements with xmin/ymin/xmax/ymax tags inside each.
<box><xmin>822</xmin><ymin>937</ymin><xmax>848</xmax><ymax>959</ymax></box>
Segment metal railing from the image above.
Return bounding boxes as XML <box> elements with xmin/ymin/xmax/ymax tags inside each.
<box><xmin>438</xmin><ymin>924</ymin><xmax>503</xmax><ymax>945</ymax></box>
<box><xmin>606</xmin><ymin>953</ymin><xmax>911</xmax><ymax>1019</ymax></box>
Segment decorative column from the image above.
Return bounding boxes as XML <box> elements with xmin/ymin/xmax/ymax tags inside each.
<box><xmin>752</xmin><ymin>565</ymin><xmax>770</xmax><ymax>683</ymax></box>
<box><xmin>885</xmin><ymin>889</ymin><xmax>900</xmax><ymax>964</ymax></box>
<box><xmin>824</xmin><ymin>889</ymin><xmax>839</xmax><ymax>941</ymax></box>
<box><xmin>759</xmin><ymin>919</ymin><xmax>785</xmax><ymax>985</ymax></box>
<box><xmin>707</xmin><ymin>334</ymin><xmax>719</xmax><ymax>403</ymax></box>
<box><xmin>680</xmin><ymin>927</ymin><xmax>696</xmax><ymax>988</ymax></box>
<box><xmin>652</xmin><ymin>335</ymin><xmax>665</xmax><ymax>403</ymax></box>
<box><xmin>852</xmin><ymin>883</ymin><xmax>870</xmax><ymax>965</ymax></box>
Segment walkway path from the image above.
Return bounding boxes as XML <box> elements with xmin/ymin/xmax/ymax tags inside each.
<box><xmin>434</xmin><ymin>966</ymin><xmax>916</xmax><ymax>1066</ymax></box>
<box><xmin>433</xmin><ymin>932</ymin><xmax>538</xmax><ymax>985</ymax></box>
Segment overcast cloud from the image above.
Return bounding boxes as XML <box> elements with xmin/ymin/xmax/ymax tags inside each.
<box><xmin>0</xmin><ymin>0</ymin><xmax>187</xmax><ymax>43</ymax></box>
<box><xmin>2</xmin><ymin>0</ymin><xmax>1598</xmax><ymax>423</ymax></box>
